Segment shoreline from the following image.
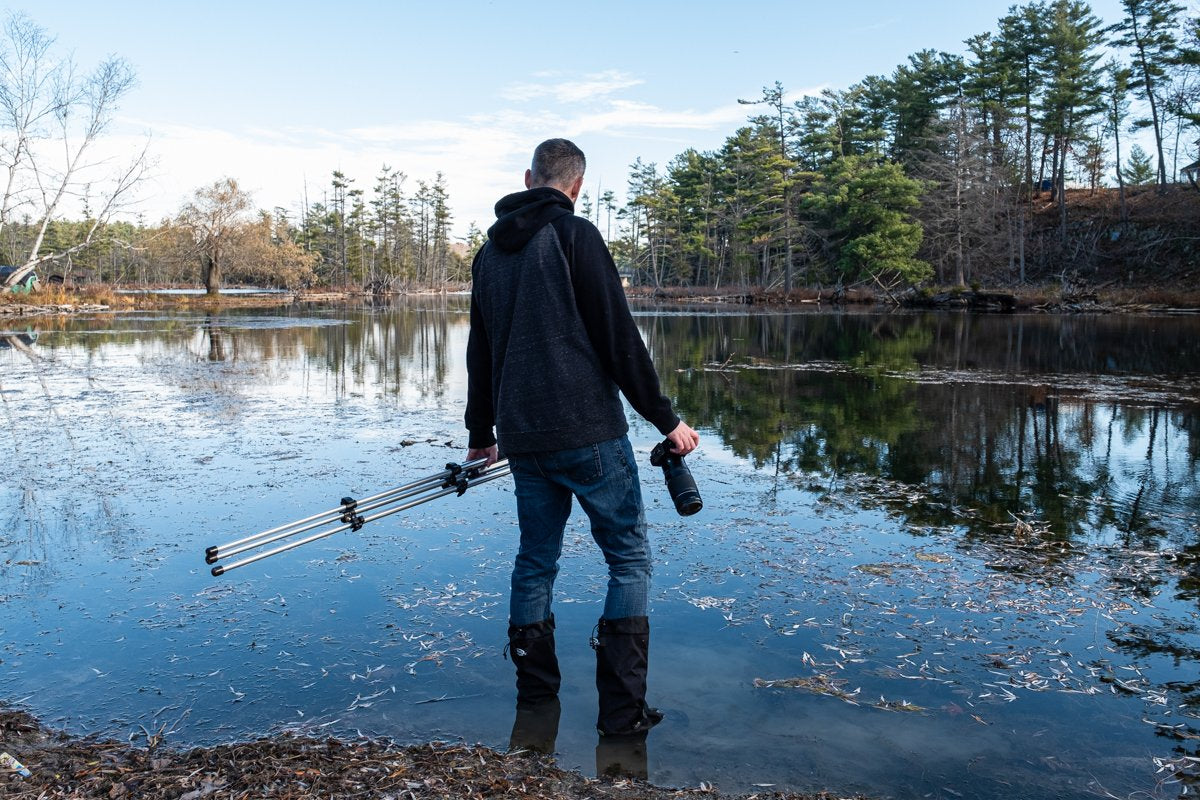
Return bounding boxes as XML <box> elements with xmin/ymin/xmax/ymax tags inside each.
<box><xmin>0</xmin><ymin>707</ymin><xmax>860</xmax><ymax>800</ymax></box>
<box><xmin>3</xmin><ymin>282</ymin><xmax>1199</xmax><ymax>318</ymax></box>
<box><xmin>622</xmin><ymin>284</ymin><xmax>1200</xmax><ymax>314</ymax></box>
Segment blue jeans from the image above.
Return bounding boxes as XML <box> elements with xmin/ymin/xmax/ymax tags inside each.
<box><xmin>507</xmin><ymin>435</ymin><xmax>650</xmax><ymax>627</ymax></box>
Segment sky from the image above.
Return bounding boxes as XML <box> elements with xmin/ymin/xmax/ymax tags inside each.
<box><xmin>17</xmin><ymin>0</ymin><xmax>1139</xmax><ymax>238</ymax></box>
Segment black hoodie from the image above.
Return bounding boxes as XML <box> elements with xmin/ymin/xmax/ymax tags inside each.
<box><xmin>465</xmin><ymin>187</ymin><xmax>679</xmax><ymax>454</ymax></box>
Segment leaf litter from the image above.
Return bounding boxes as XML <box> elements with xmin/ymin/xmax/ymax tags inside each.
<box><xmin>0</xmin><ymin>707</ymin><xmax>870</xmax><ymax>800</ymax></box>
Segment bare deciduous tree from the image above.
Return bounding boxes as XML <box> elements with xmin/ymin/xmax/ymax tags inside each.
<box><xmin>177</xmin><ymin>178</ymin><xmax>254</xmax><ymax>295</ymax></box>
<box><xmin>915</xmin><ymin>98</ymin><xmax>1019</xmax><ymax>287</ymax></box>
<box><xmin>176</xmin><ymin>179</ymin><xmax>315</xmax><ymax>293</ymax></box>
<box><xmin>0</xmin><ymin>12</ymin><xmax>149</xmax><ymax>288</ymax></box>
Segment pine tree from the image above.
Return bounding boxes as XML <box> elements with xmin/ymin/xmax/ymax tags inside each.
<box><xmin>888</xmin><ymin>50</ymin><xmax>965</xmax><ymax>163</ymax></box>
<box><xmin>431</xmin><ymin>173</ymin><xmax>453</xmax><ymax>284</ymax></box>
<box><xmin>996</xmin><ymin>2</ymin><xmax>1050</xmax><ymax>195</ymax></box>
<box><xmin>1104</xmin><ymin>60</ymin><xmax>1133</xmax><ymax>219</ymax></box>
<box><xmin>792</xmin><ymin>85</ymin><xmax>888</xmax><ymax>167</ymax></box>
<box><xmin>739</xmin><ymin>82</ymin><xmax>800</xmax><ymax>291</ymax></box>
<box><xmin>1038</xmin><ymin>0</ymin><xmax>1106</xmax><ymax>240</ymax></box>
<box><xmin>624</xmin><ymin>158</ymin><xmax>661</xmax><ymax>286</ymax></box>
<box><xmin>801</xmin><ymin>156</ymin><xmax>929</xmax><ymax>289</ymax></box>
<box><xmin>1108</xmin><ymin>0</ymin><xmax>1186</xmax><ymax>191</ymax></box>
<box><xmin>965</xmin><ymin>32</ymin><xmax>1012</xmax><ymax>157</ymax></box>
<box><xmin>716</xmin><ymin>125</ymin><xmax>790</xmax><ymax>289</ymax></box>
<box><xmin>330</xmin><ymin>171</ymin><xmax>352</xmax><ymax>287</ymax></box>
<box><xmin>1121</xmin><ymin>143</ymin><xmax>1156</xmax><ymax>184</ymax></box>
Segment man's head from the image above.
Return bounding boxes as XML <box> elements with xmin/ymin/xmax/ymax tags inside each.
<box><xmin>525</xmin><ymin>138</ymin><xmax>585</xmax><ymax>201</ymax></box>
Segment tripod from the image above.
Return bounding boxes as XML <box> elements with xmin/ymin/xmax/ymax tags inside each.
<box><xmin>205</xmin><ymin>457</ymin><xmax>510</xmax><ymax>576</ymax></box>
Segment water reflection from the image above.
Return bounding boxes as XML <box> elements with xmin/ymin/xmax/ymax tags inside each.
<box><xmin>645</xmin><ymin>309</ymin><xmax>1200</xmax><ymax>792</ymax></box>
<box><xmin>1</xmin><ymin>331</ymin><xmax>38</xmax><ymax>358</ymax></box>
<box><xmin>648</xmin><ymin>311</ymin><xmax>1198</xmax><ymax>536</ymax></box>
<box><xmin>1</xmin><ymin>302</ymin><xmax>1198</xmax><ymax>797</ymax></box>
<box><xmin>509</xmin><ymin>698</ymin><xmax>561</xmax><ymax>755</ymax></box>
<box><xmin>595</xmin><ymin>734</ymin><xmax>649</xmax><ymax>780</ymax></box>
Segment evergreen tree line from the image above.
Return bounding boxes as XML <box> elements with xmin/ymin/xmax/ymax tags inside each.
<box><xmin>299</xmin><ymin>168</ymin><xmax>465</xmax><ymax>290</ymax></box>
<box><xmin>581</xmin><ymin>0</ymin><xmax>1200</xmax><ymax>291</ymax></box>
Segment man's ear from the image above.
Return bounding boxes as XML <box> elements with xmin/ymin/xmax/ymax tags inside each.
<box><xmin>567</xmin><ymin>175</ymin><xmax>584</xmax><ymax>202</ymax></box>
<box><xmin>524</xmin><ymin>169</ymin><xmax>533</xmax><ymax>189</ymax></box>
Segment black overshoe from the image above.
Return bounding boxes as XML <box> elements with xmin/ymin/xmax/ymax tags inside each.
<box><xmin>592</xmin><ymin>615</ymin><xmax>663</xmax><ymax>736</ymax></box>
<box><xmin>506</xmin><ymin>616</ymin><xmax>561</xmax><ymax>703</ymax></box>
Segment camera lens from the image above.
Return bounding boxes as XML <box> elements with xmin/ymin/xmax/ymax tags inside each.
<box><xmin>663</xmin><ymin>459</ymin><xmax>703</xmax><ymax>516</ymax></box>
<box><xmin>650</xmin><ymin>439</ymin><xmax>702</xmax><ymax>517</ymax></box>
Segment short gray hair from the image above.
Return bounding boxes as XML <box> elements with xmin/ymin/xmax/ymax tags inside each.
<box><xmin>530</xmin><ymin>139</ymin><xmax>586</xmax><ymax>188</ymax></box>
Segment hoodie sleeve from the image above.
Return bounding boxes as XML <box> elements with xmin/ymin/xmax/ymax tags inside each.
<box><xmin>464</xmin><ymin>249</ymin><xmax>497</xmax><ymax>449</ymax></box>
<box><xmin>555</xmin><ymin>217</ymin><xmax>680</xmax><ymax>436</ymax></box>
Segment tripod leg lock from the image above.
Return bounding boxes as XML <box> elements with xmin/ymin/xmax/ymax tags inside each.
<box><xmin>339</xmin><ymin>497</ymin><xmax>366</xmax><ymax>531</ymax></box>
<box><xmin>441</xmin><ymin>462</ymin><xmax>463</xmax><ymax>490</ymax></box>
<box><xmin>450</xmin><ymin>463</ymin><xmax>486</xmax><ymax>496</ymax></box>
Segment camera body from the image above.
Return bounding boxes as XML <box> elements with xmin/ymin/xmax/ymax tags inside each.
<box><xmin>649</xmin><ymin>439</ymin><xmax>703</xmax><ymax>516</ymax></box>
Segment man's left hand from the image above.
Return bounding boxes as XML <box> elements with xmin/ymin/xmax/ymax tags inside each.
<box><xmin>467</xmin><ymin>445</ymin><xmax>499</xmax><ymax>467</ymax></box>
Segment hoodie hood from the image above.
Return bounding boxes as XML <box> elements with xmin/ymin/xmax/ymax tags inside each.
<box><xmin>487</xmin><ymin>187</ymin><xmax>574</xmax><ymax>252</ymax></box>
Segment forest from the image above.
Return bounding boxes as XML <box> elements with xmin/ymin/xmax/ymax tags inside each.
<box><xmin>4</xmin><ymin>173</ymin><xmax>462</xmax><ymax>295</ymax></box>
<box><xmin>1</xmin><ymin>0</ymin><xmax>1197</xmax><ymax>296</ymax></box>
<box><xmin>601</xmin><ymin>0</ymin><xmax>1200</xmax><ymax>294</ymax></box>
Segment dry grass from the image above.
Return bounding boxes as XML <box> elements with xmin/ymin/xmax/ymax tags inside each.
<box><xmin>1027</xmin><ymin>184</ymin><xmax>1200</xmax><ymax>228</ymax></box>
<box><xmin>0</xmin><ymin>284</ymin><xmax>133</xmax><ymax>308</ymax></box>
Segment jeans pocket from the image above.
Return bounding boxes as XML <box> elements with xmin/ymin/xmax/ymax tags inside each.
<box><xmin>554</xmin><ymin>444</ymin><xmax>604</xmax><ymax>485</ymax></box>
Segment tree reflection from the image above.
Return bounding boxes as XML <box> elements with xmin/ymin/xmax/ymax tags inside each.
<box><xmin>10</xmin><ymin>297</ymin><xmax>465</xmax><ymax>404</ymax></box>
<box><xmin>4</xmin><ymin>302</ymin><xmax>1200</xmax><ymax>785</ymax></box>
<box><xmin>650</xmin><ymin>309</ymin><xmax>1199</xmax><ymax>570</ymax></box>
<box><xmin>203</xmin><ymin>314</ymin><xmax>226</xmax><ymax>362</ymax></box>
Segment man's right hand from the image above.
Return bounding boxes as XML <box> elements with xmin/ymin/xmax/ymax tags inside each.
<box><xmin>467</xmin><ymin>445</ymin><xmax>499</xmax><ymax>467</ymax></box>
<box><xmin>665</xmin><ymin>421</ymin><xmax>699</xmax><ymax>456</ymax></box>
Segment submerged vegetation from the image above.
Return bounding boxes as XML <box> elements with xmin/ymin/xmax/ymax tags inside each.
<box><xmin>2</xmin><ymin>303</ymin><xmax>1198</xmax><ymax>796</ymax></box>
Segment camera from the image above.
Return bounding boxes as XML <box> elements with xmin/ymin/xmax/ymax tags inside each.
<box><xmin>649</xmin><ymin>439</ymin><xmax>703</xmax><ymax>516</ymax></box>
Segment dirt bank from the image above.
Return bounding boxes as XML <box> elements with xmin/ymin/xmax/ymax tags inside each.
<box><xmin>0</xmin><ymin>709</ymin><xmax>861</xmax><ymax>800</ymax></box>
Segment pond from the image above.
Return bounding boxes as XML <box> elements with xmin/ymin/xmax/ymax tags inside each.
<box><xmin>1</xmin><ymin>299</ymin><xmax>1198</xmax><ymax>799</ymax></box>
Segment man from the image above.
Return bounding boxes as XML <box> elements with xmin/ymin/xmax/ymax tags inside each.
<box><xmin>465</xmin><ymin>138</ymin><xmax>698</xmax><ymax>738</ymax></box>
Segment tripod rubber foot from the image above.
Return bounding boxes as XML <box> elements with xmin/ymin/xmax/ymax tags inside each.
<box><xmin>205</xmin><ymin>547</ymin><xmax>218</xmax><ymax>564</ymax></box>
<box><xmin>211</xmin><ymin>565</ymin><xmax>225</xmax><ymax>577</ymax></box>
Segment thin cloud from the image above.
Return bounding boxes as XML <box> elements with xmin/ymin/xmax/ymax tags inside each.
<box><xmin>500</xmin><ymin>70</ymin><xmax>644</xmax><ymax>103</ymax></box>
<box><xmin>105</xmin><ymin>86</ymin><xmax>752</xmax><ymax>231</ymax></box>
<box><xmin>568</xmin><ymin>100</ymin><xmax>748</xmax><ymax>134</ymax></box>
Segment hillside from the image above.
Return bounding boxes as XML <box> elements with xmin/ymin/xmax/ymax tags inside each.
<box><xmin>1024</xmin><ymin>185</ymin><xmax>1198</xmax><ymax>289</ymax></box>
